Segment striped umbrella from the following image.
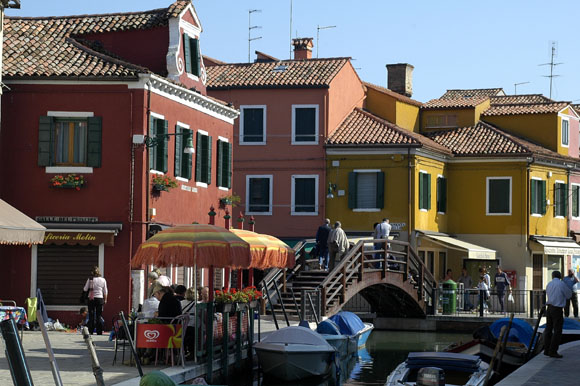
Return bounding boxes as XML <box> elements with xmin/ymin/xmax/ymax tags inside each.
<box><xmin>230</xmin><ymin>229</ymin><xmax>295</xmax><ymax>269</ymax></box>
<box><xmin>131</xmin><ymin>224</ymin><xmax>251</xmax><ymax>269</ymax></box>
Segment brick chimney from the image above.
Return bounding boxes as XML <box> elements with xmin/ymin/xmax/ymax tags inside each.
<box><xmin>292</xmin><ymin>38</ymin><xmax>313</xmax><ymax>60</ymax></box>
<box><xmin>386</xmin><ymin>63</ymin><xmax>414</xmax><ymax>97</ymax></box>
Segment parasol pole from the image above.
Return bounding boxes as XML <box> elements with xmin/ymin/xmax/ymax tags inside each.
<box><xmin>237</xmin><ymin>213</ymin><xmax>245</xmax><ymax>289</ymax></box>
<box><xmin>224</xmin><ymin>209</ymin><xmax>231</xmax><ymax>290</ymax></box>
<box><xmin>248</xmin><ymin>216</ymin><xmax>256</xmax><ymax>286</ymax></box>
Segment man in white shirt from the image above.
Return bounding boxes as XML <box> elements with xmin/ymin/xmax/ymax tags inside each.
<box><xmin>544</xmin><ymin>271</ymin><xmax>572</xmax><ymax>358</ymax></box>
<box><xmin>374</xmin><ymin>219</ymin><xmax>392</xmax><ymax>269</ymax></box>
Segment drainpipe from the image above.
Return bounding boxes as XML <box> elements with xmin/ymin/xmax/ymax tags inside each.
<box><xmin>408</xmin><ymin>147</ymin><xmax>412</xmax><ymax>242</ymax></box>
<box><xmin>526</xmin><ymin>157</ymin><xmax>532</xmax><ymax>254</ymax></box>
<box><xmin>145</xmin><ymin>81</ymin><xmax>152</xmax><ymax>232</ymax></box>
<box><xmin>567</xmin><ymin>163</ymin><xmax>571</xmax><ymax>238</ymax></box>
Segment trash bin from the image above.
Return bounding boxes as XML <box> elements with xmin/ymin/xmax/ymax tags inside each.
<box><xmin>441</xmin><ymin>280</ymin><xmax>457</xmax><ymax>315</ymax></box>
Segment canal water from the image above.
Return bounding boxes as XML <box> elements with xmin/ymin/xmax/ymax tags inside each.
<box><xmin>229</xmin><ymin>330</ymin><xmax>473</xmax><ymax>386</ymax></box>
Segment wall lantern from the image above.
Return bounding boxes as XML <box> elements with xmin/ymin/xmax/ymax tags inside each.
<box><xmin>132</xmin><ymin>133</ymin><xmax>195</xmax><ymax>154</ymax></box>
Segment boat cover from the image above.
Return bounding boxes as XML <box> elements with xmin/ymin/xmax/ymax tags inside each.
<box><xmin>489</xmin><ymin>318</ymin><xmax>533</xmax><ymax>346</ymax></box>
<box><xmin>329</xmin><ymin>311</ymin><xmax>366</xmax><ymax>336</ymax></box>
<box><xmin>406</xmin><ymin>352</ymin><xmax>481</xmax><ymax>372</ymax></box>
<box><xmin>540</xmin><ymin>317</ymin><xmax>580</xmax><ymax>331</ymax></box>
<box><xmin>262</xmin><ymin>326</ymin><xmax>334</xmax><ymax>348</ymax></box>
<box><xmin>316</xmin><ymin>319</ymin><xmax>341</xmax><ymax>335</ymax></box>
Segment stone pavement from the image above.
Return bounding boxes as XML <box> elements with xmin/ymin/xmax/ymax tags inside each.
<box><xmin>497</xmin><ymin>340</ymin><xmax>580</xmax><ymax>385</ymax></box>
<box><xmin>0</xmin><ymin>315</ymin><xmax>282</xmax><ymax>386</ymax></box>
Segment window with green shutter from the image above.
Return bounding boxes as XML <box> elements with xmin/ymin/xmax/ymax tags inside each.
<box><xmin>573</xmin><ymin>185</ymin><xmax>580</xmax><ymax>218</ymax></box>
<box><xmin>292</xmin><ymin>175</ymin><xmax>318</xmax><ymax>214</ymax></box>
<box><xmin>174</xmin><ymin>126</ymin><xmax>192</xmax><ymax>180</ymax></box>
<box><xmin>419</xmin><ymin>172</ymin><xmax>431</xmax><ymax>210</ymax></box>
<box><xmin>436</xmin><ymin>176</ymin><xmax>447</xmax><ymax>213</ymax></box>
<box><xmin>38</xmin><ymin>115</ymin><xmax>102</xmax><ymax>167</ymax></box>
<box><xmin>195</xmin><ymin>132</ymin><xmax>212</xmax><ymax>184</ymax></box>
<box><xmin>487</xmin><ymin>177</ymin><xmax>511</xmax><ymax>215</ymax></box>
<box><xmin>217</xmin><ymin>140</ymin><xmax>232</xmax><ymax>188</ymax></box>
<box><xmin>554</xmin><ymin>182</ymin><xmax>568</xmax><ymax>217</ymax></box>
<box><xmin>530</xmin><ymin>179</ymin><xmax>546</xmax><ymax>215</ymax></box>
<box><xmin>183</xmin><ymin>33</ymin><xmax>201</xmax><ymax>77</ymax></box>
<box><xmin>292</xmin><ymin>105</ymin><xmax>318</xmax><ymax>144</ymax></box>
<box><xmin>240</xmin><ymin>106</ymin><xmax>266</xmax><ymax>143</ymax></box>
<box><xmin>149</xmin><ymin>117</ymin><xmax>168</xmax><ymax>173</ymax></box>
<box><xmin>347</xmin><ymin>171</ymin><xmax>384</xmax><ymax>210</ymax></box>
<box><xmin>247</xmin><ymin>176</ymin><xmax>272</xmax><ymax>214</ymax></box>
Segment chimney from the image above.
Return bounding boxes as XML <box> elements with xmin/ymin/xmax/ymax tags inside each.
<box><xmin>292</xmin><ymin>38</ymin><xmax>314</xmax><ymax>60</ymax></box>
<box><xmin>386</xmin><ymin>63</ymin><xmax>414</xmax><ymax>97</ymax></box>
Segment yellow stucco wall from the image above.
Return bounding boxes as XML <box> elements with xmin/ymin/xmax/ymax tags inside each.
<box><xmin>414</xmin><ymin>156</ymin><xmax>447</xmax><ymax>232</ymax></box>
<box><xmin>483</xmin><ymin>114</ymin><xmax>559</xmax><ymax>154</ymax></box>
<box><xmin>364</xmin><ymin>88</ymin><xmax>397</xmax><ymax>125</ymax></box>
<box><xmin>528</xmin><ymin>165</ymin><xmax>568</xmax><ymax>236</ymax></box>
<box><xmin>395</xmin><ymin>101</ymin><xmax>420</xmax><ymax>132</ymax></box>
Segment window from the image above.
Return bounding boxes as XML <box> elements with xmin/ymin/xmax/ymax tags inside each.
<box><xmin>425</xmin><ymin>114</ymin><xmax>457</xmax><ymax>128</ymax></box>
<box><xmin>530</xmin><ymin>178</ymin><xmax>547</xmax><ymax>215</ymax></box>
<box><xmin>246</xmin><ymin>175</ymin><xmax>272</xmax><ymax>215</ymax></box>
<box><xmin>573</xmin><ymin>184</ymin><xmax>580</xmax><ymax>218</ymax></box>
<box><xmin>486</xmin><ymin>177</ymin><xmax>511</xmax><ymax>215</ymax></box>
<box><xmin>292</xmin><ymin>105</ymin><xmax>318</xmax><ymax>144</ymax></box>
<box><xmin>240</xmin><ymin>106</ymin><xmax>266</xmax><ymax>144</ymax></box>
<box><xmin>195</xmin><ymin>131</ymin><xmax>212</xmax><ymax>185</ymax></box>
<box><xmin>547</xmin><ymin>255</ymin><xmax>564</xmax><ymax>283</ymax></box>
<box><xmin>183</xmin><ymin>33</ymin><xmax>201</xmax><ymax>77</ymax></box>
<box><xmin>562</xmin><ymin>118</ymin><xmax>569</xmax><ymax>147</ymax></box>
<box><xmin>419</xmin><ymin>171</ymin><xmax>431</xmax><ymax>210</ymax></box>
<box><xmin>217</xmin><ymin>139</ymin><xmax>232</xmax><ymax>189</ymax></box>
<box><xmin>436</xmin><ymin>176</ymin><xmax>446</xmax><ymax>213</ymax></box>
<box><xmin>554</xmin><ymin>181</ymin><xmax>568</xmax><ymax>217</ymax></box>
<box><xmin>38</xmin><ymin>114</ymin><xmax>102</xmax><ymax>167</ymax></box>
<box><xmin>291</xmin><ymin>175</ymin><xmax>318</xmax><ymax>215</ymax></box>
<box><xmin>348</xmin><ymin>170</ymin><xmax>384</xmax><ymax>210</ymax></box>
<box><xmin>174</xmin><ymin>125</ymin><xmax>192</xmax><ymax>180</ymax></box>
<box><xmin>149</xmin><ymin>115</ymin><xmax>168</xmax><ymax>172</ymax></box>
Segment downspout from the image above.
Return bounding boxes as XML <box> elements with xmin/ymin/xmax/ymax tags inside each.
<box><xmin>324</xmin><ymin>90</ymin><xmax>329</xmax><ymax>220</ymax></box>
<box><xmin>567</xmin><ymin>163</ymin><xmax>571</xmax><ymax>238</ymax></box>
<box><xmin>526</xmin><ymin>157</ymin><xmax>532</xmax><ymax>252</ymax></box>
<box><xmin>128</xmin><ymin>90</ymin><xmax>134</xmax><ymax>311</ymax></box>
<box><xmin>145</xmin><ymin>81</ymin><xmax>152</xmax><ymax>232</ymax></box>
<box><xmin>408</xmin><ymin>147</ymin><xmax>412</xmax><ymax>242</ymax></box>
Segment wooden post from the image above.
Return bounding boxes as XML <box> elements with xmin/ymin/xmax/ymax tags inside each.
<box><xmin>237</xmin><ymin>212</ymin><xmax>244</xmax><ymax>229</ymax></box>
<box><xmin>321</xmin><ymin>287</ymin><xmax>327</xmax><ymax>318</ymax></box>
<box><xmin>405</xmin><ymin>245</ymin><xmax>410</xmax><ymax>281</ymax></box>
<box><xmin>222</xmin><ymin>310</ymin><xmax>229</xmax><ymax>378</ymax></box>
<box><xmin>282</xmin><ymin>268</ymin><xmax>287</xmax><ymax>293</ymax></box>
<box><xmin>207</xmin><ymin>302</ymin><xmax>214</xmax><ymax>383</ymax></box>
<box><xmin>382</xmin><ymin>240</ymin><xmax>387</xmax><ymax>278</ymax></box>
<box><xmin>236</xmin><ymin>308</ymin><xmax>243</xmax><ymax>368</ymax></box>
<box><xmin>224</xmin><ymin>209</ymin><xmax>231</xmax><ymax>290</ymax></box>
<box><xmin>248</xmin><ymin>216</ymin><xmax>255</xmax><ymax>232</ymax></box>
<box><xmin>341</xmin><ymin>265</ymin><xmax>347</xmax><ymax>303</ymax></box>
<box><xmin>82</xmin><ymin>327</ymin><xmax>105</xmax><ymax>386</ymax></box>
<box><xmin>358</xmin><ymin>248</ymin><xmax>364</xmax><ymax>282</ymax></box>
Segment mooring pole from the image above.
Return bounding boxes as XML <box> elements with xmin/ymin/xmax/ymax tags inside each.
<box><xmin>82</xmin><ymin>327</ymin><xmax>105</xmax><ymax>386</ymax></box>
<box><xmin>0</xmin><ymin>319</ymin><xmax>34</xmax><ymax>386</ymax></box>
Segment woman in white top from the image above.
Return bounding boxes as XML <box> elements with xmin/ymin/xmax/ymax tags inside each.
<box><xmin>83</xmin><ymin>266</ymin><xmax>108</xmax><ymax>335</ymax></box>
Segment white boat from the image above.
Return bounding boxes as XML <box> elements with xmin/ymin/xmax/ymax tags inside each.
<box><xmin>385</xmin><ymin>352</ymin><xmax>489</xmax><ymax>386</ymax></box>
<box><xmin>317</xmin><ymin>311</ymin><xmax>374</xmax><ymax>359</ymax></box>
<box><xmin>254</xmin><ymin>326</ymin><xmax>337</xmax><ymax>381</ymax></box>
<box><xmin>538</xmin><ymin>317</ymin><xmax>580</xmax><ymax>344</ymax></box>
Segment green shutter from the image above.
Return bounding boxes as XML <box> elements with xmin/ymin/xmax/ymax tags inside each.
<box><xmin>149</xmin><ymin>116</ymin><xmax>156</xmax><ymax>170</ymax></box>
<box><xmin>86</xmin><ymin>116</ymin><xmax>102</xmax><ymax>167</ymax></box>
<box><xmin>174</xmin><ymin>126</ymin><xmax>183</xmax><ymax>178</ymax></box>
<box><xmin>192</xmin><ymin>38</ymin><xmax>201</xmax><ymax>77</ymax></box>
<box><xmin>427</xmin><ymin>174</ymin><xmax>431</xmax><ymax>210</ymax></box>
<box><xmin>38</xmin><ymin>116</ymin><xmax>54</xmax><ymax>166</ymax></box>
<box><xmin>184</xmin><ymin>131</ymin><xmax>192</xmax><ymax>180</ymax></box>
<box><xmin>348</xmin><ymin>172</ymin><xmax>357</xmax><ymax>209</ymax></box>
<box><xmin>206</xmin><ymin>136</ymin><xmax>212</xmax><ymax>185</ymax></box>
<box><xmin>183</xmin><ymin>33</ymin><xmax>192</xmax><ymax>74</ymax></box>
<box><xmin>573</xmin><ymin>185</ymin><xmax>579</xmax><ymax>218</ymax></box>
<box><xmin>541</xmin><ymin>180</ymin><xmax>547</xmax><ymax>215</ymax></box>
<box><xmin>376</xmin><ymin>171</ymin><xmax>385</xmax><ymax>209</ymax></box>
<box><xmin>217</xmin><ymin>140</ymin><xmax>223</xmax><ymax>187</ymax></box>
<box><xmin>418</xmin><ymin>173</ymin><xmax>424</xmax><ymax>209</ymax></box>
<box><xmin>563</xmin><ymin>184</ymin><xmax>568</xmax><ymax>217</ymax></box>
<box><xmin>156</xmin><ymin>119</ymin><xmax>168</xmax><ymax>173</ymax></box>
<box><xmin>195</xmin><ymin>132</ymin><xmax>202</xmax><ymax>182</ymax></box>
<box><xmin>226</xmin><ymin>142</ymin><xmax>232</xmax><ymax>189</ymax></box>
<box><xmin>530</xmin><ymin>180</ymin><xmax>537</xmax><ymax>214</ymax></box>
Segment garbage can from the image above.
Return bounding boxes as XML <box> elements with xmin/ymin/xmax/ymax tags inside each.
<box><xmin>441</xmin><ymin>280</ymin><xmax>457</xmax><ymax>315</ymax></box>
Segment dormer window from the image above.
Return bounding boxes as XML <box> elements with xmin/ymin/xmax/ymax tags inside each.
<box><xmin>183</xmin><ymin>33</ymin><xmax>201</xmax><ymax>77</ymax></box>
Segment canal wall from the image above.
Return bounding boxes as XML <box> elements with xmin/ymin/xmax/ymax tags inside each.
<box><xmin>370</xmin><ymin>316</ymin><xmax>542</xmax><ymax>332</ymax></box>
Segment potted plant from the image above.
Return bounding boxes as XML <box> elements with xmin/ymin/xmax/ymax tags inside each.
<box><xmin>219</xmin><ymin>193</ymin><xmax>241</xmax><ymax>209</ymax></box>
<box><xmin>50</xmin><ymin>174</ymin><xmax>85</xmax><ymax>190</ymax></box>
<box><xmin>232</xmin><ymin>289</ymin><xmax>250</xmax><ymax>312</ymax></box>
<box><xmin>151</xmin><ymin>175</ymin><xmax>178</xmax><ymax>192</ymax></box>
<box><xmin>214</xmin><ymin>289</ymin><xmax>235</xmax><ymax>314</ymax></box>
<box><xmin>243</xmin><ymin>286</ymin><xmax>263</xmax><ymax>308</ymax></box>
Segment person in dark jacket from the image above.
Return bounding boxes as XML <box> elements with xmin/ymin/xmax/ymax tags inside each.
<box><xmin>154</xmin><ymin>286</ymin><xmax>182</xmax><ymax>323</ymax></box>
<box><xmin>316</xmin><ymin>218</ymin><xmax>332</xmax><ymax>270</ymax></box>
<box><xmin>494</xmin><ymin>266</ymin><xmax>511</xmax><ymax>313</ymax></box>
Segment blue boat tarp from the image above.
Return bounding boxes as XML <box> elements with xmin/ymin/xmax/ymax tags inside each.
<box><xmin>329</xmin><ymin>311</ymin><xmax>365</xmax><ymax>336</ymax></box>
<box><xmin>489</xmin><ymin>318</ymin><xmax>533</xmax><ymax>346</ymax></box>
<box><xmin>316</xmin><ymin>319</ymin><xmax>341</xmax><ymax>335</ymax></box>
<box><xmin>540</xmin><ymin>317</ymin><xmax>580</xmax><ymax>331</ymax></box>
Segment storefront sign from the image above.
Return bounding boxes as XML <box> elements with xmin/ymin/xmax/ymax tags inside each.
<box><xmin>544</xmin><ymin>247</ymin><xmax>580</xmax><ymax>255</ymax></box>
<box><xmin>136</xmin><ymin>324</ymin><xmax>182</xmax><ymax>349</ymax></box>
<box><xmin>391</xmin><ymin>222</ymin><xmax>406</xmax><ymax>231</ymax></box>
<box><xmin>43</xmin><ymin>231</ymin><xmax>115</xmax><ymax>246</ymax></box>
<box><xmin>36</xmin><ymin>216</ymin><xmax>99</xmax><ymax>223</ymax></box>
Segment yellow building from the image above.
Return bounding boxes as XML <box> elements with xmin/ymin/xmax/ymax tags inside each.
<box><xmin>363</xmin><ymin>82</ymin><xmax>421</xmax><ymax>132</ymax></box>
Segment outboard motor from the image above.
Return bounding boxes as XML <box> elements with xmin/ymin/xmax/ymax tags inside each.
<box><xmin>416</xmin><ymin>367</ymin><xmax>445</xmax><ymax>386</ymax></box>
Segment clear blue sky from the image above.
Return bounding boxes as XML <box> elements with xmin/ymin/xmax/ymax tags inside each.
<box><xmin>6</xmin><ymin>1</ymin><xmax>580</xmax><ymax>103</ymax></box>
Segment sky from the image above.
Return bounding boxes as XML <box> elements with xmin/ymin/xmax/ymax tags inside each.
<box><xmin>6</xmin><ymin>1</ymin><xmax>580</xmax><ymax>103</ymax></box>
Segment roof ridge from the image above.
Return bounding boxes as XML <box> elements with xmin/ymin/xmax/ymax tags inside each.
<box><xmin>445</xmin><ymin>87</ymin><xmax>502</xmax><ymax>91</ymax></box>
<box><xmin>211</xmin><ymin>57</ymin><xmax>350</xmax><ymax>67</ymax></box>
<box><xmin>6</xmin><ymin>7</ymin><xmax>169</xmax><ymax>21</ymax></box>
<box><xmin>490</xmin><ymin>101</ymin><xmax>570</xmax><ymax>107</ymax></box>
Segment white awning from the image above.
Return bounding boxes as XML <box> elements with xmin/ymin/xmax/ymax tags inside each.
<box><xmin>421</xmin><ymin>234</ymin><xmax>496</xmax><ymax>260</ymax></box>
<box><xmin>0</xmin><ymin>199</ymin><xmax>46</xmax><ymax>245</ymax></box>
<box><xmin>536</xmin><ymin>240</ymin><xmax>580</xmax><ymax>255</ymax></box>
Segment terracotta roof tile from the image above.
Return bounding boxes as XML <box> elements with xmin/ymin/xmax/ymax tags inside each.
<box><xmin>3</xmin><ymin>1</ymin><xmax>190</xmax><ymax>79</ymax></box>
<box><xmin>490</xmin><ymin>94</ymin><xmax>552</xmax><ymax>105</ymax></box>
<box><xmin>326</xmin><ymin>108</ymin><xmax>451</xmax><ymax>154</ymax></box>
<box><xmin>362</xmin><ymin>82</ymin><xmax>423</xmax><ymax>107</ymax></box>
<box><xmin>573</xmin><ymin>104</ymin><xmax>580</xmax><ymax>115</ymax></box>
<box><xmin>482</xmin><ymin>102</ymin><xmax>569</xmax><ymax>116</ymax></box>
<box><xmin>206</xmin><ymin>58</ymin><xmax>350</xmax><ymax>89</ymax></box>
<box><xmin>440</xmin><ymin>88</ymin><xmax>504</xmax><ymax>99</ymax></box>
<box><xmin>422</xmin><ymin>97</ymin><xmax>489</xmax><ymax>109</ymax></box>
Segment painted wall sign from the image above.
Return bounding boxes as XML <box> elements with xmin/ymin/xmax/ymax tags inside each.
<box><xmin>390</xmin><ymin>222</ymin><xmax>406</xmax><ymax>231</ymax></box>
<box><xmin>43</xmin><ymin>231</ymin><xmax>115</xmax><ymax>246</ymax></box>
<box><xmin>36</xmin><ymin>216</ymin><xmax>99</xmax><ymax>223</ymax></box>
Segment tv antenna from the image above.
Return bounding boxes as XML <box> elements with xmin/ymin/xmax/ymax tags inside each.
<box><xmin>514</xmin><ymin>81</ymin><xmax>530</xmax><ymax>95</ymax></box>
<box><xmin>539</xmin><ymin>41</ymin><xmax>562</xmax><ymax>99</ymax></box>
<box><xmin>289</xmin><ymin>0</ymin><xmax>293</xmax><ymax>59</ymax></box>
<box><xmin>316</xmin><ymin>25</ymin><xmax>336</xmax><ymax>58</ymax></box>
<box><xmin>248</xmin><ymin>9</ymin><xmax>262</xmax><ymax>63</ymax></box>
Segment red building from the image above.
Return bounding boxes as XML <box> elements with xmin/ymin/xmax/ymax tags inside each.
<box><xmin>0</xmin><ymin>1</ymin><xmax>237</xmax><ymax>325</ymax></box>
<box><xmin>206</xmin><ymin>39</ymin><xmax>365</xmax><ymax>239</ymax></box>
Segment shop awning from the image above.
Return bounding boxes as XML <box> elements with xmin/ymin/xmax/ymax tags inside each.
<box><xmin>0</xmin><ymin>199</ymin><xmax>46</xmax><ymax>245</ymax></box>
<box><xmin>535</xmin><ymin>239</ymin><xmax>580</xmax><ymax>255</ymax></box>
<box><xmin>420</xmin><ymin>232</ymin><xmax>496</xmax><ymax>260</ymax></box>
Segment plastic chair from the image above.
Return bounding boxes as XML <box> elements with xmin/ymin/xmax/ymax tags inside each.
<box><xmin>112</xmin><ymin>317</ymin><xmax>129</xmax><ymax>365</ymax></box>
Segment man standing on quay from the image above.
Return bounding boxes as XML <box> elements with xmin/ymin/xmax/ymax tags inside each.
<box><xmin>327</xmin><ymin>221</ymin><xmax>349</xmax><ymax>272</ymax></box>
<box><xmin>544</xmin><ymin>271</ymin><xmax>572</xmax><ymax>358</ymax></box>
<box><xmin>316</xmin><ymin>219</ymin><xmax>332</xmax><ymax>271</ymax></box>
<box><xmin>563</xmin><ymin>269</ymin><xmax>579</xmax><ymax>318</ymax></box>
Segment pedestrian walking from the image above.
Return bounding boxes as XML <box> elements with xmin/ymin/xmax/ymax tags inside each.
<box><xmin>83</xmin><ymin>266</ymin><xmax>107</xmax><ymax>335</ymax></box>
<box><xmin>563</xmin><ymin>269</ymin><xmax>579</xmax><ymax>318</ymax></box>
<box><xmin>544</xmin><ymin>271</ymin><xmax>572</xmax><ymax>358</ymax></box>
<box><xmin>373</xmin><ymin>218</ymin><xmax>392</xmax><ymax>269</ymax></box>
<box><xmin>479</xmin><ymin>267</ymin><xmax>491</xmax><ymax>288</ymax></box>
<box><xmin>494</xmin><ymin>266</ymin><xmax>511</xmax><ymax>313</ymax></box>
<box><xmin>315</xmin><ymin>218</ymin><xmax>332</xmax><ymax>270</ymax></box>
<box><xmin>327</xmin><ymin>221</ymin><xmax>349</xmax><ymax>272</ymax></box>
<box><xmin>457</xmin><ymin>268</ymin><xmax>474</xmax><ymax>311</ymax></box>
<box><xmin>477</xmin><ymin>276</ymin><xmax>490</xmax><ymax>312</ymax></box>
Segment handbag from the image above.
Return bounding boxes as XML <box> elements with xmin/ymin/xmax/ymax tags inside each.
<box><xmin>79</xmin><ymin>278</ymin><xmax>93</xmax><ymax>304</ymax></box>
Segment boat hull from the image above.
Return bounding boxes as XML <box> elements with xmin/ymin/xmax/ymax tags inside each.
<box><xmin>255</xmin><ymin>344</ymin><xmax>335</xmax><ymax>381</ymax></box>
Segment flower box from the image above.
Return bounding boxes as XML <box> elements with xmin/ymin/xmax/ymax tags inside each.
<box><xmin>215</xmin><ymin>303</ymin><xmax>234</xmax><ymax>314</ymax></box>
<box><xmin>236</xmin><ymin>302</ymin><xmax>248</xmax><ymax>312</ymax></box>
<box><xmin>151</xmin><ymin>175</ymin><xmax>178</xmax><ymax>192</ymax></box>
<box><xmin>50</xmin><ymin>174</ymin><xmax>85</xmax><ymax>190</ymax></box>
<box><xmin>249</xmin><ymin>300</ymin><xmax>259</xmax><ymax>309</ymax></box>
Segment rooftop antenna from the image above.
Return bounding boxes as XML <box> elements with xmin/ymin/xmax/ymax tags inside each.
<box><xmin>248</xmin><ymin>9</ymin><xmax>262</xmax><ymax>63</ymax></box>
<box><xmin>289</xmin><ymin>0</ymin><xmax>293</xmax><ymax>59</ymax></box>
<box><xmin>539</xmin><ymin>41</ymin><xmax>562</xmax><ymax>99</ymax></box>
<box><xmin>316</xmin><ymin>25</ymin><xmax>336</xmax><ymax>58</ymax></box>
<box><xmin>514</xmin><ymin>81</ymin><xmax>530</xmax><ymax>95</ymax></box>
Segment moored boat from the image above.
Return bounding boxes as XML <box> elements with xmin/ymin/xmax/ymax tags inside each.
<box><xmin>328</xmin><ymin>311</ymin><xmax>374</xmax><ymax>352</ymax></box>
<box><xmin>538</xmin><ymin>317</ymin><xmax>580</xmax><ymax>345</ymax></box>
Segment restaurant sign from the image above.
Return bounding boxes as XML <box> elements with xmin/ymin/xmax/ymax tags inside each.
<box><xmin>43</xmin><ymin>231</ymin><xmax>115</xmax><ymax>246</ymax></box>
<box><xmin>136</xmin><ymin>324</ymin><xmax>182</xmax><ymax>349</ymax></box>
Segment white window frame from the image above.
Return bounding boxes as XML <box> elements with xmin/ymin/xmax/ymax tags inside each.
<box><xmin>555</xmin><ymin>179</ymin><xmax>566</xmax><ymax>219</ymax></box>
<box><xmin>149</xmin><ymin>112</ymin><xmax>166</xmax><ymax>174</ymax></box>
<box><xmin>246</xmin><ymin>174</ymin><xmax>273</xmax><ymax>215</ymax></box>
<box><xmin>291</xmin><ymin>174</ymin><xmax>319</xmax><ymax>216</ymax></box>
<box><xmin>240</xmin><ymin>105</ymin><xmax>267</xmax><ymax>145</ymax></box>
<box><xmin>531</xmin><ymin>177</ymin><xmax>543</xmax><ymax>217</ymax></box>
<box><xmin>486</xmin><ymin>176</ymin><xmax>512</xmax><ymax>216</ymax></box>
<box><xmin>352</xmin><ymin>169</ymin><xmax>381</xmax><ymax>212</ymax></box>
<box><xmin>572</xmin><ymin>183</ymin><xmax>580</xmax><ymax>220</ymax></box>
<box><xmin>217</xmin><ymin>136</ymin><xmax>230</xmax><ymax>191</ymax></box>
<box><xmin>195</xmin><ymin>129</ymin><xmax>209</xmax><ymax>188</ymax></box>
<box><xmin>46</xmin><ymin>110</ymin><xmax>95</xmax><ymax>173</ymax></box>
<box><xmin>291</xmin><ymin>104</ymin><xmax>319</xmax><ymax>145</ymax></box>
<box><xmin>175</xmin><ymin>122</ymin><xmax>192</xmax><ymax>182</ymax></box>
<box><xmin>561</xmin><ymin>117</ymin><xmax>570</xmax><ymax>147</ymax></box>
